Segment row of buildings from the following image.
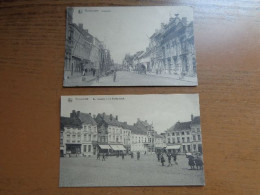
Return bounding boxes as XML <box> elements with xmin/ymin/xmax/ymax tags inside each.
<box><xmin>64</xmin><ymin>8</ymin><xmax>114</xmax><ymax>79</ymax></box>
<box><xmin>122</xmin><ymin>14</ymin><xmax>196</xmax><ymax>77</ymax></box>
<box><xmin>60</xmin><ymin>110</ymin><xmax>202</xmax><ymax>157</ymax></box>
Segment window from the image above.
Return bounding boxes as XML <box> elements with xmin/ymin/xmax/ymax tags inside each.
<box><xmin>172</xmin><ymin>132</ymin><xmax>175</xmax><ymax>136</ymax></box>
<box><xmin>186</xmin><ymin>131</ymin><xmax>190</xmax><ymax>135</ymax></box>
<box><xmin>168</xmin><ymin>133</ymin><xmax>170</xmax><ymax>136</ymax></box>
<box><xmin>72</xmin><ymin>134</ymin><xmax>76</xmax><ymax>139</ymax></box>
<box><xmin>172</xmin><ymin>138</ymin><xmax>175</xmax><ymax>143</ymax></box>
<box><xmin>181</xmin><ymin>132</ymin><xmax>184</xmax><ymax>135</ymax></box>
<box><xmin>84</xmin><ymin>125</ymin><xmax>87</xmax><ymax>130</ymax></box>
<box><xmin>60</xmin><ymin>138</ymin><xmax>63</xmax><ymax>145</ymax></box>
<box><xmin>177</xmin><ymin>137</ymin><xmax>180</xmax><ymax>143</ymax></box>
<box><xmin>88</xmin><ymin>134</ymin><xmax>91</xmax><ymax>141</ymax></box>
<box><xmin>176</xmin><ymin>132</ymin><xmax>180</xmax><ymax>136</ymax></box>
<box><xmin>187</xmin><ymin>137</ymin><xmax>190</xmax><ymax>142</ymax></box>
<box><xmin>116</xmin><ymin>136</ymin><xmax>119</xmax><ymax>142</ymax></box>
<box><xmin>84</xmin><ymin>145</ymin><xmax>87</xmax><ymax>152</ymax></box>
<box><xmin>193</xmin><ymin>144</ymin><xmax>196</xmax><ymax>151</ymax></box>
<box><xmin>197</xmin><ymin>128</ymin><xmax>200</xmax><ymax>132</ymax></box>
<box><xmin>198</xmin><ymin>135</ymin><xmax>201</xmax><ymax>141</ymax></box>
<box><xmin>84</xmin><ymin>134</ymin><xmax>87</xmax><ymax>141</ymax></box>
<box><xmin>88</xmin><ymin>145</ymin><xmax>91</xmax><ymax>152</ymax></box>
<box><xmin>182</xmin><ymin>137</ymin><xmax>185</xmax><ymax>143</ymax></box>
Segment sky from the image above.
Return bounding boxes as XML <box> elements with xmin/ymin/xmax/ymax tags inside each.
<box><xmin>72</xmin><ymin>6</ymin><xmax>193</xmax><ymax>64</ymax></box>
<box><xmin>61</xmin><ymin>94</ymin><xmax>200</xmax><ymax>134</ymax></box>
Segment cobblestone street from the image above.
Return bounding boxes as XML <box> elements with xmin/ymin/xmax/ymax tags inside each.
<box><xmin>60</xmin><ymin>154</ymin><xmax>204</xmax><ymax>187</ymax></box>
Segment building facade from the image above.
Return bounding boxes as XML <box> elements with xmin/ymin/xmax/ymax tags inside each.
<box><xmin>165</xmin><ymin>115</ymin><xmax>202</xmax><ymax>154</ymax></box>
<box><xmin>60</xmin><ymin>111</ymin><xmax>98</xmax><ymax>157</ymax></box>
<box><xmin>123</xmin><ymin>14</ymin><xmax>196</xmax><ymax>78</ymax></box>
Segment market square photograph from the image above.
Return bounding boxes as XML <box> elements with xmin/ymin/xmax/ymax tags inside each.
<box><xmin>59</xmin><ymin>94</ymin><xmax>204</xmax><ymax>187</ymax></box>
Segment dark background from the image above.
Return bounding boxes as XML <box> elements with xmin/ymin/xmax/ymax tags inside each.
<box><xmin>0</xmin><ymin>0</ymin><xmax>259</xmax><ymax>194</ymax></box>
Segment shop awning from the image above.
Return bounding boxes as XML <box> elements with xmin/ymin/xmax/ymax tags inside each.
<box><xmin>98</xmin><ymin>145</ymin><xmax>111</xmax><ymax>150</ymax></box>
<box><xmin>110</xmin><ymin>145</ymin><xmax>126</xmax><ymax>151</ymax></box>
<box><xmin>166</xmin><ymin>145</ymin><xmax>181</xmax><ymax>150</ymax></box>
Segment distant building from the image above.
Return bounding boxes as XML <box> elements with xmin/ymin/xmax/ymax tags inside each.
<box><xmin>154</xmin><ymin>132</ymin><xmax>166</xmax><ymax>153</ymax></box>
<box><xmin>130</xmin><ymin>125</ymin><xmax>148</xmax><ymax>154</ymax></box>
<box><xmin>165</xmin><ymin>115</ymin><xmax>202</xmax><ymax>154</ymax></box>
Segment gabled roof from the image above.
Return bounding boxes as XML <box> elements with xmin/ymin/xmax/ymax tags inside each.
<box><xmin>78</xmin><ymin>113</ymin><xmax>97</xmax><ymax>126</ymax></box>
<box><xmin>167</xmin><ymin>116</ymin><xmax>200</xmax><ymax>132</ymax></box>
<box><xmin>191</xmin><ymin>116</ymin><xmax>200</xmax><ymax>125</ymax></box>
<box><xmin>167</xmin><ymin>121</ymin><xmax>191</xmax><ymax>132</ymax></box>
<box><xmin>129</xmin><ymin>125</ymin><xmax>147</xmax><ymax>135</ymax></box>
<box><xmin>60</xmin><ymin>116</ymin><xmax>82</xmax><ymax>130</ymax></box>
<box><xmin>95</xmin><ymin>113</ymin><xmax>122</xmax><ymax>127</ymax></box>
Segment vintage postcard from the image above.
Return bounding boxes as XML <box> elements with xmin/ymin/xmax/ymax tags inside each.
<box><xmin>60</xmin><ymin>94</ymin><xmax>205</xmax><ymax>187</ymax></box>
<box><xmin>63</xmin><ymin>6</ymin><xmax>198</xmax><ymax>86</ymax></box>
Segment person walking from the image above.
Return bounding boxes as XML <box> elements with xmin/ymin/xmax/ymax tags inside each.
<box><xmin>113</xmin><ymin>71</ymin><xmax>117</xmax><ymax>82</ymax></box>
<box><xmin>102</xmin><ymin>153</ymin><xmax>106</xmax><ymax>161</ymax></box>
<box><xmin>157</xmin><ymin>152</ymin><xmax>161</xmax><ymax>162</ymax></box>
<box><xmin>137</xmin><ymin>151</ymin><xmax>140</xmax><ymax>160</ymax></box>
<box><xmin>172</xmin><ymin>152</ymin><xmax>178</xmax><ymax>165</ymax></box>
<box><xmin>161</xmin><ymin>154</ymin><xmax>165</xmax><ymax>166</ymax></box>
<box><xmin>96</xmin><ymin>73</ymin><xmax>100</xmax><ymax>83</ymax></box>
<box><xmin>167</xmin><ymin>153</ymin><xmax>172</xmax><ymax>167</ymax></box>
<box><xmin>131</xmin><ymin>152</ymin><xmax>134</xmax><ymax>159</ymax></box>
<box><xmin>96</xmin><ymin>153</ymin><xmax>100</xmax><ymax>160</ymax></box>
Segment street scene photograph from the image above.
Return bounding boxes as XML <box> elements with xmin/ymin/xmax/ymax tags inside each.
<box><xmin>63</xmin><ymin>6</ymin><xmax>198</xmax><ymax>86</ymax></box>
<box><xmin>60</xmin><ymin>94</ymin><xmax>205</xmax><ymax>187</ymax></box>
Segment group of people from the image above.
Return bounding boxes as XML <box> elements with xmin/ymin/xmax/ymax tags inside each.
<box><xmin>96</xmin><ymin>151</ymin><xmax>141</xmax><ymax>161</ymax></box>
<box><xmin>157</xmin><ymin>151</ymin><xmax>178</xmax><ymax>167</ymax></box>
<box><xmin>187</xmin><ymin>154</ymin><xmax>204</xmax><ymax>170</ymax></box>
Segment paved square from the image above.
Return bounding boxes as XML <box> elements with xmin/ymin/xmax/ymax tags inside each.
<box><xmin>60</xmin><ymin>154</ymin><xmax>205</xmax><ymax>187</ymax></box>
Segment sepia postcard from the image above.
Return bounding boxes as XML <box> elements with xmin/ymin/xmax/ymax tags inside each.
<box><xmin>63</xmin><ymin>6</ymin><xmax>198</xmax><ymax>87</ymax></box>
<box><xmin>60</xmin><ymin>94</ymin><xmax>205</xmax><ymax>187</ymax></box>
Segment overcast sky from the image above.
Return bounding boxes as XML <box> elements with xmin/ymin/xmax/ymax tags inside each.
<box><xmin>61</xmin><ymin>94</ymin><xmax>200</xmax><ymax>134</ymax></box>
<box><xmin>72</xmin><ymin>6</ymin><xmax>193</xmax><ymax>64</ymax></box>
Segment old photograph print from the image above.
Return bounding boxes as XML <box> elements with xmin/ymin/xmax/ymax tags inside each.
<box><xmin>64</xmin><ymin>6</ymin><xmax>198</xmax><ymax>86</ymax></box>
<box><xmin>60</xmin><ymin>94</ymin><xmax>205</xmax><ymax>187</ymax></box>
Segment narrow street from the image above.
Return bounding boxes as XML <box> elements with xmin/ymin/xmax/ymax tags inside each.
<box><xmin>88</xmin><ymin>71</ymin><xmax>196</xmax><ymax>86</ymax></box>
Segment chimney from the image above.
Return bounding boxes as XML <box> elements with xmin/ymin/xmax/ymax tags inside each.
<box><xmin>103</xmin><ymin>112</ymin><xmax>105</xmax><ymax>118</ymax></box>
<box><xmin>169</xmin><ymin>17</ymin><xmax>174</xmax><ymax>22</ymax></box>
<box><xmin>76</xmin><ymin>111</ymin><xmax>80</xmax><ymax>117</ymax></box>
<box><xmin>191</xmin><ymin>114</ymin><xmax>194</xmax><ymax>121</ymax></box>
<box><xmin>110</xmin><ymin>114</ymin><xmax>112</xmax><ymax>120</ymax></box>
<box><xmin>175</xmin><ymin>14</ymin><xmax>179</xmax><ymax>18</ymax></box>
<box><xmin>116</xmin><ymin>115</ymin><xmax>118</xmax><ymax>121</ymax></box>
<box><xmin>70</xmin><ymin>110</ymin><xmax>76</xmax><ymax>118</ymax></box>
<box><xmin>89</xmin><ymin>113</ymin><xmax>91</xmax><ymax>116</ymax></box>
<box><xmin>78</xmin><ymin>23</ymin><xmax>83</xmax><ymax>29</ymax></box>
<box><xmin>182</xmin><ymin>17</ymin><xmax>187</xmax><ymax>25</ymax></box>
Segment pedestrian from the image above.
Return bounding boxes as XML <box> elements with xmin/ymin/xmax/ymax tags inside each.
<box><xmin>144</xmin><ymin>151</ymin><xmax>146</xmax><ymax>155</ymax></box>
<box><xmin>96</xmin><ymin>153</ymin><xmax>100</xmax><ymax>160</ymax></box>
<box><xmin>157</xmin><ymin>152</ymin><xmax>160</xmax><ymax>162</ymax></box>
<box><xmin>102</xmin><ymin>153</ymin><xmax>106</xmax><ymax>161</ymax></box>
<box><xmin>172</xmin><ymin>152</ymin><xmax>178</xmax><ymax>165</ymax></box>
<box><xmin>113</xmin><ymin>71</ymin><xmax>117</xmax><ymax>82</ymax></box>
<box><xmin>167</xmin><ymin>153</ymin><xmax>172</xmax><ymax>167</ymax></box>
<box><xmin>131</xmin><ymin>152</ymin><xmax>134</xmax><ymax>159</ymax></box>
<box><xmin>137</xmin><ymin>151</ymin><xmax>140</xmax><ymax>160</ymax></box>
<box><xmin>96</xmin><ymin>73</ymin><xmax>100</xmax><ymax>83</ymax></box>
<box><xmin>161</xmin><ymin>154</ymin><xmax>165</xmax><ymax>166</ymax></box>
<box><xmin>122</xmin><ymin>152</ymin><xmax>124</xmax><ymax>160</ymax></box>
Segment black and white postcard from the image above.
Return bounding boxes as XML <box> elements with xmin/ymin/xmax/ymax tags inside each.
<box><xmin>64</xmin><ymin>6</ymin><xmax>198</xmax><ymax>87</ymax></box>
<box><xmin>60</xmin><ymin>94</ymin><xmax>205</xmax><ymax>187</ymax></box>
